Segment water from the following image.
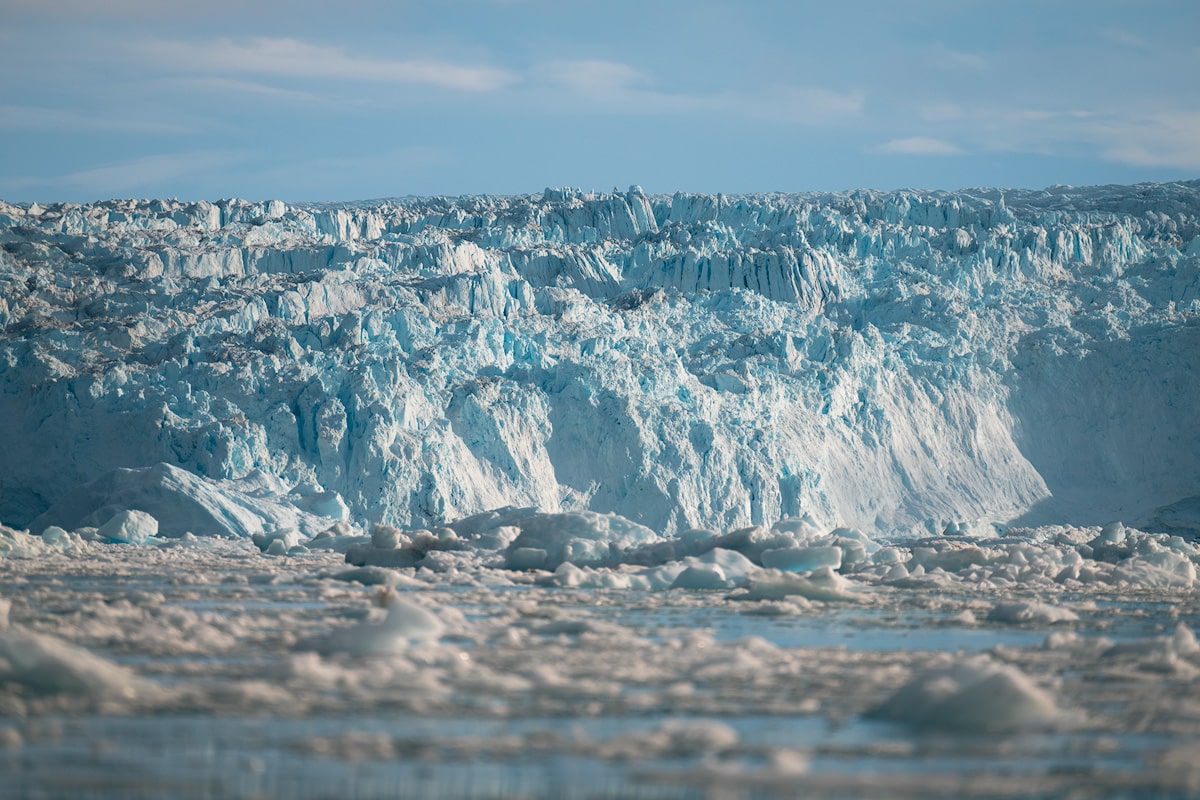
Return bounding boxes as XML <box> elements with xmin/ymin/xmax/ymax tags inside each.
<box><xmin>4</xmin><ymin>539</ymin><xmax>1200</xmax><ymax>798</ymax></box>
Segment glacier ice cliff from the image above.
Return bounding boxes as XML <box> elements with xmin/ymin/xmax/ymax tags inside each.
<box><xmin>1</xmin><ymin>182</ymin><xmax>1198</xmax><ymax>536</ymax></box>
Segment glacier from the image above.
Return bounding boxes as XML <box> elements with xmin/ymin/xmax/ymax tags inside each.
<box><xmin>3</xmin><ymin>181</ymin><xmax>1200</xmax><ymax>798</ymax></box>
<box><xmin>2</xmin><ymin>181</ymin><xmax>1198</xmax><ymax>537</ymax></box>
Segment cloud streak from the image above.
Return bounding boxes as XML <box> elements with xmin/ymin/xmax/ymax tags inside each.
<box><xmin>912</xmin><ymin>103</ymin><xmax>1200</xmax><ymax>171</ymax></box>
<box><xmin>1094</xmin><ymin>111</ymin><xmax>1200</xmax><ymax>170</ymax></box>
<box><xmin>4</xmin><ymin>151</ymin><xmax>245</xmax><ymax>196</ymax></box>
<box><xmin>875</xmin><ymin>137</ymin><xmax>965</xmax><ymax>156</ymax></box>
<box><xmin>533</xmin><ymin>59</ymin><xmax>863</xmax><ymax>125</ymax></box>
<box><xmin>0</xmin><ymin>104</ymin><xmax>188</xmax><ymax>134</ymax></box>
<box><xmin>156</xmin><ymin>77</ymin><xmax>323</xmax><ymax>103</ymax></box>
<box><xmin>140</xmin><ymin>37</ymin><xmax>516</xmax><ymax>92</ymax></box>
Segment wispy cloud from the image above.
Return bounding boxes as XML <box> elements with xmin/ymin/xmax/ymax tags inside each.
<box><xmin>1100</xmin><ymin>28</ymin><xmax>1151</xmax><ymax>51</ymax></box>
<box><xmin>156</xmin><ymin>77</ymin><xmax>323</xmax><ymax>103</ymax></box>
<box><xmin>746</xmin><ymin>85</ymin><xmax>865</xmax><ymax>125</ymax></box>
<box><xmin>4</xmin><ymin>0</ymin><xmax>219</xmax><ymax>13</ymax></box>
<box><xmin>533</xmin><ymin>59</ymin><xmax>863</xmax><ymax>125</ymax></box>
<box><xmin>544</xmin><ymin>60</ymin><xmax>646</xmax><ymax>95</ymax></box>
<box><xmin>926</xmin><ymin>44</ymin><xmax>987</xmax><ymax>71</ymax></box>
<box><xmin>4</xmin><ymin>151</ymin><xmax>244</xmax><ymax>196</ymax></box>
<box><xmin>1094</xmin><ymin>111</ymin><xmax>1200</xmax><ymax>170</ymax></box>
<box><xmin>918</xmin><ymin>104</ymin><xmax>967</xmax><ymax>123</ymax></box>
<box><xmin>0</xmin><ymin>104</ymin><xmax>188</xmax><ymax>134</ymax></box>
<box><xmin>912</xmin><ymin>103</ymin><xmax>1200</xmax><ymax>171</ymax></box>
<box><xmin>139</xmin><ymin>37</ymin><xmax>516</xmax><ymax>92</ymax></box>
<box><xmin>874</xmin><ymin>137</ymin><xmax>965</xmax><ymax>156</ymax></box>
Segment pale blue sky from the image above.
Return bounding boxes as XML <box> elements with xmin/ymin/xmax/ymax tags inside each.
<box><xmin>1</xmin><ymin>0</ymin><xmax>1197</xmax><ymax>201</ymax></box>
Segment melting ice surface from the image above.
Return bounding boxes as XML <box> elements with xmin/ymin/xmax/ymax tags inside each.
<box><xmin>2</xmin><ymin>182</ymin><xmax>1200</xmax><ymax>797</ymax></box>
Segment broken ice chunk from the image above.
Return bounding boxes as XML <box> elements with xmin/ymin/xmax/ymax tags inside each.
<box><xmin>97</xmin><ymin>509</ymin><xmax>158</xmax><ymax>544</ymax></box>
<box><xmin>0</xmin><ymin>626</ymin><xmax>150</xmax><ymax>705</ymax></box>
<box><xmin>738</xmin><ymin>566</ymin><xmax>859</xmax><ymax>602</ymax></box>
<box><xmin>760</xmin><ymin>545</ymin><xmax>842</xmax><ymax>572</ymax></box>
<box><xmin>302</xmin><ymin>588</ymin><xmax>444</xmax><ymax>657</ymax></box>
<box><xmin>669</xmin><ymin>564</ymin><xmax>730</xmax><ymax>590</ymax></box>
<box><xmin>868</xmin><ymin>656</ymin><xmax>1063</xmax><ymax>733</ymax></box>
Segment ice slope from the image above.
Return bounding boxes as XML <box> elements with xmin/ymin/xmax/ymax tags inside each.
<box><xmin>0</xmin><ymin>182</ymin><xmax>1198</xmax><ymax>536</ymax></box>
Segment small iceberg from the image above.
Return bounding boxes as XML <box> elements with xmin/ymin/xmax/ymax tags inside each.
<box><xmin>868</xmin><ymin>655</ymin><xmax>1065</xmax><ymax>733</ymax></box>
<box><xmin>303</xmin><ymin>588</ymin><xmax>444</xmax><ymax>657</ymax></box>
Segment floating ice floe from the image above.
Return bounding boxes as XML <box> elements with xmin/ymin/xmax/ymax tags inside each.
<box><xmin>0</xmin><ymin>600</ymin><xmax>152</xmax><ymax>707</ymax></box>
<box><xmin>502</xmin><ymin>510</ymin><xmax>660</xmax><ymax>570</ymax></box>
<box><xmin>736</xmin><ymin>566</ymin><xmax>860</xmax><ymax>603</ymax></box>
<box><xmin>596</xmin><ymin>719</ymin><xmax>739</xmax><ymax>760</ymax></box>
<box><xmin>303</xmin><ymin>588</ymin><xmax>445</xmax><ymax>657</ymax></box>
<box><xmin>0</xmin><ymin>524</ymin><xmax>86</xmax><ymax>557</ymax></box>
<box><xmin>987</xmin><ymin>601</ymin><xmax>1079</xmax><ymax>625</ymax></box>
<box><xmin>869</xmin><ymin>655</ymin><xmax>1065</xmax><ymax>733</ymax></box>
<box><xmin>1100</xmin><ymin>623</ymin><xmax>1200</xmax><ymax>662</ymax></box>
<box><xmin>96</xmin><ymin>508</ymin><xmax>158</xmax><ymax>544</ymax></box>
<box><xmin>345</xmin><ymin>524</ymin><xmax>467</xmax><ymax>569</ymax></box>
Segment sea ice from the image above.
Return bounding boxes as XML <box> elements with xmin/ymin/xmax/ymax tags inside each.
<box><xmin>597</xmin><ymin>719</ymin><xmax>739</xmax><ymax>760</ymax></box>
<box><xmin>668</xmin><ymin>564</ymin><xmax>730</xmax><ymax>590</ymax></box>
<box><xmin>869</xmin><ymin>655</ymin><xmax>1063</xmax><ymax>733</ymax></box>
<box><xmin>0</xmin><ymin>624</ymin><xmax>149</xmax><ymax>705</ymax></box>
<box><xmin>304</xmin><ymin>588</ymin><xmax>445</xmax><ymax>657</ymax></box>
<box><xmin>96</xmin><ymin>508</ymin><xmax>158</xmax><ymax>544</ymax></box>
<box><xmin>987</xmin><ymin>601</ymin><xmax>1079</xmax><ymax>625</ymax></box>
<box><xmin>736</xmin><ymin>566</ymin><xmax>859</xmax><ymax>603</ymax></box>
<box><xmin>760</xmin><ymin>545</ymin><xmax>843</xmax><ymax>572</ymax></box>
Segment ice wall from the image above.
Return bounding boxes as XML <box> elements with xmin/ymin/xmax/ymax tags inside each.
<box><xmin>1</xmin><ymin>182</ymin><xmax>1197</xmax><ymax>535</ymax></box>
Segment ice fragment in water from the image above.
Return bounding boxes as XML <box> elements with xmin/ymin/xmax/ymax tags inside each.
<box><xmin>304</xmin><ymin>588</ymin><xmax>444</xmax><ymax>657</ymax></box>
<box><xmin>869</xmin><ymin>655</ymin><xmax>1063</xmax><ymax>733</ymax></box>
<box><xmin>669</xmin><ymin>564</ymin><xmax>730</xmax><ymax>590</ymax></box>
<box><xmin>0</xmin><ymin>627</ymin><xmax>149</xmax><ymax>704</ymax></box>
<box><xmin>760</xmin><ymin>545</ymin><xmax>842</xmax><ymax>572</ymax></box>
<box><xmin>97</xmin><ymin>509</ymin><xmax>158</xmax><ymax>544</ymax></box>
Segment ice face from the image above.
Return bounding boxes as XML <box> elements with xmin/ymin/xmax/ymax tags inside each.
<box><xmin>1</xmin><ymin>183</ymin><xmax>1198</xmax><ymax>539</ymax></box>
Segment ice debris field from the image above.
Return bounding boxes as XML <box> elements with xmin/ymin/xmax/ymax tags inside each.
<box><xmin>1</xmin><ymin>181</ymin><xmax>1200</xmax><ymax>797</ymax></box>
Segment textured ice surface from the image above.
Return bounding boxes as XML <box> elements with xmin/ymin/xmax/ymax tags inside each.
<box><xmin>2</xmin><ymin>182</ymin><xmax>1198</xmax><ymax>535</ymax></box>
<box><xmin>2</xmin><ymin>181</ymin><xmax>1200</xmax><ymax>797</ymax></box>
<box><xmin>3</xmin><ymin>521</ymin><xmax>1200</xmax><ymax>797</ymax></box>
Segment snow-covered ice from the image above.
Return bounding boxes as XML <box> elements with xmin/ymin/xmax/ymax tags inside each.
<box><xmin>1</xmin><ymin>180</ymin><xmax>1199</xmax><ymax>797</ymax></box>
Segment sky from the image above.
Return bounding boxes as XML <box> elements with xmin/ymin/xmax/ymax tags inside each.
<box><xmin>1</xmin><ymin>0</ymin><xmax>1198</xmax><ymax>202</ymax></box>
